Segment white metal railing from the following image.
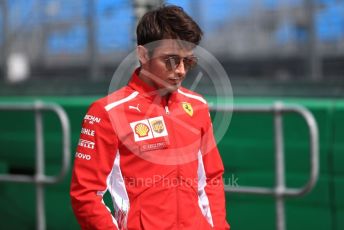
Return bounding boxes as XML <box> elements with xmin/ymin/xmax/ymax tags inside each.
<box><xmin>0</xmin><ymin>101</ymin><xmax>71</xmax><ymax>230</ymax></box>
<box><xmin>210</xmin><ymin>102</ymin><xmax>319</xmax><ymax>230</ymax></box>
<box><xmin>0</xmin><ymin>101</ymin><xmax>318</xmax><ymax>230</ymax></box>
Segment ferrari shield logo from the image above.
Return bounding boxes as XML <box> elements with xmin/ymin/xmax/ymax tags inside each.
<box><xmin>182</xmin><ymin>102</ymin><xmax>193</xmax><ymax>116</ymax></box>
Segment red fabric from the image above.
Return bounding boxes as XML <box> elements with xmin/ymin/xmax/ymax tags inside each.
<box><xmin>70</xmin><ymin>68</ymin><xmax>230</xmax><ymax>230</ymax></box>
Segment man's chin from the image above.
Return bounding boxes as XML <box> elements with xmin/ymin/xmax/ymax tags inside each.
<box><xmin>159</xmin><ymin>84</ymin><xmax>180</xmax><ymax>95</ymax></box>
<box><xmin>167</xmin><ymin>82</ymin><xmax>181</xmax><ymax>91</ymax></box>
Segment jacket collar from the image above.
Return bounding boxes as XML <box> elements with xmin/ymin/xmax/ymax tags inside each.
<box><xmin>128</xmin><ymin>68</ymin><xmax>180</xmax><ymax>105</ymax></box>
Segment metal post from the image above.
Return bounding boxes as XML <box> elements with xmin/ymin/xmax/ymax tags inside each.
<box><xmin>87</xmin><ymin>0</ymin><xmax>99</xmax><ymax>81</ymax></box>
<box><xmin>0</xmin><ymin>102</ymin><xmax>71</xmax><ymax>184</ymax></box>
<box><xmin>213</xmin><ymin>103</ymin><xmax>319</xmax><ymax>230</ymax></box>
<box><xmin>132</xmin><ymin>0</ymin><xmax>164</xmax><ymax>46</ymax></box>
<box><xmin>190</xmin><ymin>0</ymin><xmax>201</xmax><ymax>27</ymax></box>
<box><xmin>305</xmin><ymin>0</ymin><xmax>322</xmax><ymax>81</ymax></box>
<box><xmin>274</xmin><ymin>102</ymin><xmax>286</xmax><ymax>230</ymax></box>
<box><xmin>37</xmin><ymin>0</ymin><xmax>46</xmax><ymax>65</ymax></box>
<box><xmin>1</xmin><ymin>0</ymin><xmax>8</xmax><ymax>80</ymax></box>
<box><xmin>0</xmin><ymin>102</ymin><xmax>71</xmax><ymax>230</ymax></box>
<box><xmin>35</xmin><ymin>102</ymin><xmax>45</xmax><ymax>230</ymax></box>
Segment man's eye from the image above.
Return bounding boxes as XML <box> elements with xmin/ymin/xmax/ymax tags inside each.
<box><xmin>167</xmin><ymin>56</ymin><xmax>179</xmax><ymax>62</ymax></box>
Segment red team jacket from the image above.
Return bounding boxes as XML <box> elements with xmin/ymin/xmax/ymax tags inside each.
<box><xmin>70</xmin><ymin>68</ymin><xmax>230</xmax><ymax>230</ymax></box>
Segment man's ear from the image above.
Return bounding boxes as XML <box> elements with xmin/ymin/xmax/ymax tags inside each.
<box><xmin>137</xmin><ymin>45</ymin><xmax>149</xmax><ymax>65</ymax></box>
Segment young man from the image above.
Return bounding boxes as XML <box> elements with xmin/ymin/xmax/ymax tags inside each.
<box><xmin>70</xmin><ymin>5</ymin><xmax>230</xmax><ymax>230</ymax></box>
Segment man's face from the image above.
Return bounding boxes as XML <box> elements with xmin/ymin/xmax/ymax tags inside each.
<box><xmin>140</xmin><ymin>40</ymin><xmax>197</xmax><ymax>93</ymax></box>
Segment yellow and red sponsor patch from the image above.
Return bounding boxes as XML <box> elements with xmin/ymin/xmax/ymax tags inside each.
<box><xmin>150</xmin><ymin>119</ymin><xmax>164</xmax><ymax>134</ymax></box>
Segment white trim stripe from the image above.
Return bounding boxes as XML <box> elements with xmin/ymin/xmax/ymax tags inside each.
<box><xmin>178</xmin><ymin>89</ymin><xmax>207</xmax><ymax>104</ymax></box>
<box><xmin>108</xmin><ymin>151</ymin><xmax>130</xmax><ymax>211</ymax></box>
<box><xmin>96</xmin><ymin>153</ymin><xmax>122</xmax><ymax>228</ymax></box>
<box><xmin>197</xmin><ymin>151</ymin><xmax>214</xmax><ymax>227</ymax></box>
<box><xmin>105</xmin><ymin>91</ymin><xmax>139</xmax><ymax>111</ymax></box>
<box><xmin>108</xmin><ymin>151</ymin><xmax>130</xmax><ymax>228</ymax></box>
<box><xmin>102</xmin><ymin>199</ymin><xmax>119</xmax><ymax>228</ymax></box>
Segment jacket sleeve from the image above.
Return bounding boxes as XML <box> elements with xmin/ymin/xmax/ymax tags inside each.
<box><xmin>200</xmin><ymin>104</ymin><xmax>230</xmax><ymax>230</ymax></box>
<box><xmin>70</xmin><ymin>101</ymin><xmax>119</xmax><ymax>230</ymax></box>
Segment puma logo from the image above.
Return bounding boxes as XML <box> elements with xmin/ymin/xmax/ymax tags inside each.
<box><xmin>129</xmin><ymin>104</ymin><xmax>141</xmax><ymax>112</ymax></box>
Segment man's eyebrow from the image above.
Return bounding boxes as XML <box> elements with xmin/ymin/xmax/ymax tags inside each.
<box><xmin>161</xmin><ymin>52</ymin><xmax>195</xmax><ymax>57</ymax></box>
<box><xmin>160</xmin><ymin>52</ymin><xmax>179</xmax><ymax>56</ymax></box>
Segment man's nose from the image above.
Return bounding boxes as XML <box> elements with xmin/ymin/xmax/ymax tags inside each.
<box><xmin>175</xmin><ymin>60</ymin><xmax>186</xmax><ymax>76</ymax></box>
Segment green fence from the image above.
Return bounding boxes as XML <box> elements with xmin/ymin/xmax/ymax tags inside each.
<box><xmin>0</xmin><ymin>96</ymin><xmax>343</xmax><ymax>230</ymax></box>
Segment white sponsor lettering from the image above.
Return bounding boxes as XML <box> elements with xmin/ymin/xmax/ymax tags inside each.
<box><xmin>75</xmin><ymin>152</ymin><xmax>91</xmax><ymax>160</ymax></box>
<box><xmin>140</xmin><ymin>141</ymin><xmax>168</xmax><ymax>152</ymax></box>
<box><xmin>78</xmin><ymin>139</ymin><xmax>95</xmax><ymax>149</ymax></box>
<box><xmin>81</xmin><ymin>128</ymin><xmax>95</xmax><ymax>136</ymax></box>
<box><xmin>84</xmin><ymin>114</ymin><xmax>101</xmax><ymax>124</ymax></box>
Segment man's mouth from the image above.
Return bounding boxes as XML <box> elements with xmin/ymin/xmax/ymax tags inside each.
<box><xmin>168</xmin><ymin>77</ymin><xmax>182</xmax><ymax>82</ymax></box>
<box><xmin>167</xmin><ymin>78</ymin><xmax>182</xmax><ymax>85</ymax></box>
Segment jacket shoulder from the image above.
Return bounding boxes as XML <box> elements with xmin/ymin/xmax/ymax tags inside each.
<box><xmin>178</xmin><ymin>87</ymin><xmax>207</xmax><ymax>105</ymax></box>
<box><xmin>89</xmin><ymin>86</ymin><xmax>138</xmax><ymax>112</ymax></box>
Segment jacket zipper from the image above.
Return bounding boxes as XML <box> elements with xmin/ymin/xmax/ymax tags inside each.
<box><xmin>176</xmin><ymin>163</ymin><xmax>180</xmax><ymax>229</ymax></box>
<box><xmin>174</xmin><ymin>97</ymin><xmax>179</xmax><ymax>228</ymax></box>
<box><xmin>163</xmin><ymin>102</ymin><xmax>179</xmax><ymax>227</ymax></box>
<box><xmin>164</xmin><ymin>105</ymin><xmax>170</xmax><ymax>114</ymax></box>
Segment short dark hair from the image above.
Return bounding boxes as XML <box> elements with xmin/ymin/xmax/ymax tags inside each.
<box><xmin>136</xmin><ymin>5</ymin><xmax>203</xmax><ymax>46</ymax></box>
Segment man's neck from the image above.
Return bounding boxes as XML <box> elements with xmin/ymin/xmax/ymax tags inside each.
<box><xmin>138</xmin><ymin>69</ymin><xmax>172</xmax><ymax>98</ymax></box>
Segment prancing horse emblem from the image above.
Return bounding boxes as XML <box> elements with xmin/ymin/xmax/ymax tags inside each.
<box><xmin>181</xmin><ymin>102</ymin><xmax>193</xmax><ymax>116</ymax></box>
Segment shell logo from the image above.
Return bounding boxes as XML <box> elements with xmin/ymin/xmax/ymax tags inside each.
<box><xmin>134</xmin><ymin>123</ymin><xmax>150</xmax><ymax>137</ymax></box>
